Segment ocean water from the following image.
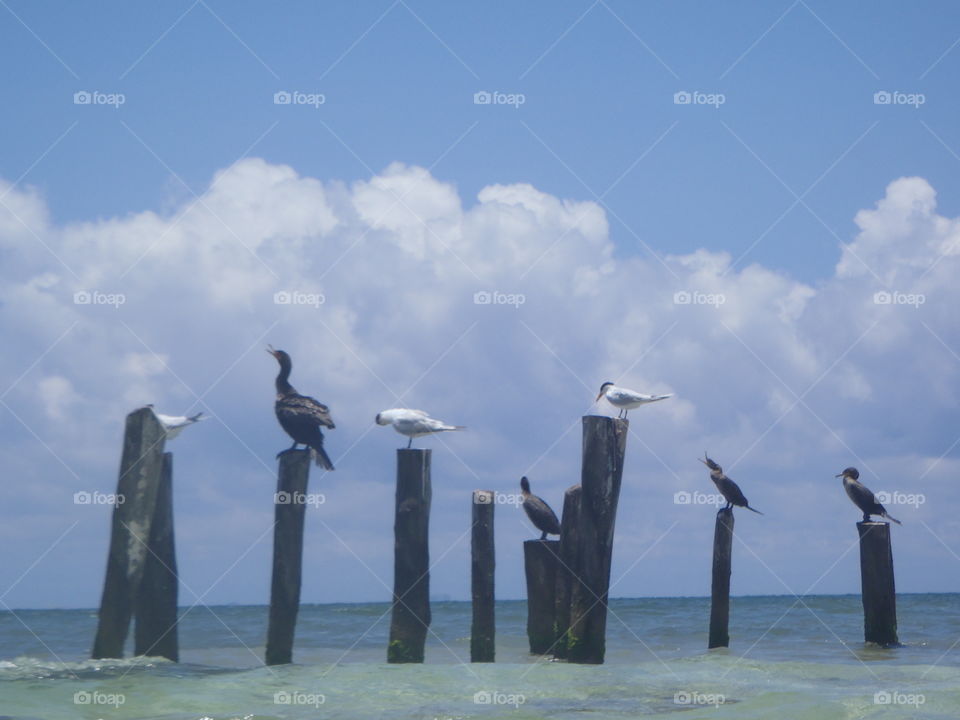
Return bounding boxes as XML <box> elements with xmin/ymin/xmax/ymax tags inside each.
<box><xmin>2</xmin><ymin>595</ymin><xmax>959</xmax><ymax>719</ymax></box>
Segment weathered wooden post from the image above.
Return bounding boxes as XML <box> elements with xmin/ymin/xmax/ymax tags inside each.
<box><xmin>525</xmin><ymin>539</ymin><xmax>560</xmax><ymax>654</ymax></box>
<box><xmin>857</xmin><ymin>521</ymin><xmax>899</xmax><ymax>646</ymax></box>
<box><xmin>567</xmin><ymin>415</ymin><xmax>627</xmax><ymax>664</ymax></box>
<box><xmin>470</xmin><ymin>490</ymin><xmax>495</xmax><ymax>662</ymax></box>
<box><xmin>93</xmin><ymin>407</ymin><xmax>167</xmax><ymax>659</ymax></box>
<box><xmin>265</xmin><ymin>449</ymin><xmax>311</xmax><ymax>666</ymax></box>
<box><xmin>388</xmin><ymin>449</ymin><xmax>432</xmax><ymax>663</ymax></box>
<box><xmin>553</xmin><ymin>484</ymin><xmax>581</xmax><ymax>659</ymax></box>
<box><xmin>134</xmin><ymin>452</ymin><xmax>179</xmax><ymax>661</ymax></box>
<box><xmin>708</xmin><ymin>507</ymin><xmax>734</xmax><ymax>649</ymax></box>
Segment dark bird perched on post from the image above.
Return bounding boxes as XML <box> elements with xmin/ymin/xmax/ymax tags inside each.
<box><xmin>699</xmin><ymin>453</ymin><xmax>763</xmax><ymax>515</ymax></box>
<box><xmin>267</xmin><ymin>346</ymin><xmax>335</xmax><ymax>470</ymax></box>
<box><xmin>837</xmin><ymin>467</ymin><xmax>901</xmax><ymax>525</ymax></box>
<box><xmin>520</xmin><ymin>476</ymin><xmax>562</xmax><ymax>540</ymax></box>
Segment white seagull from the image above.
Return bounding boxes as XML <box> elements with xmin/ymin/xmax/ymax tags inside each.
<box><xmin>595</xmin><ymin>382</ymin><xmax>672</xmax><ymax>418</ymax></box>
<box><xmin>375</xmin><ymin>408</ymin><xmax>465</xmax><ymax>448</ymax></box>
<box><xmin>147</xmin><ymin>406</ymin><xmax>207</xmax><ymax>440</ymax></box>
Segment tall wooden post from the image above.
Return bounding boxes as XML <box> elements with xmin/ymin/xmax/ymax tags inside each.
<box><xmin>470</xmin><ymin>490</ymin><xmax>495</xmax><ymax>662</ymax></box>
<box><xmin>567</xmin><ymin>416</ymin><xmax>627</xmax><ymax>664</ymax></box>
<box><xmin>265</xmin><ymin>450</ymin><xmax>311</xmax><ymax>665</ymax></box>
<box><xmin>524</xmin><ymin>540</ymin><xmax>560</xmax><ymax>654</ymax></box>
<box><xmin>857</xmin><ymin>521</ymin><xmax>899</xmax><ymax>646</ymax></box>
<box><xmin>708</xmin><ymin>507</ymin><xmax>734</xmax><ymax>649</ymax></box>
<box><xmin>134</xmin><ymin>452</ymin><xmax>179</xmax><ymax>661</ymax></box>
<box><xmin>388</xmin><ymin>449</ymin><xmax>432</xmax><ymax>663</ymax></box>
<box><xmin>553</xmin><ymin>484</ymin><xmax>581</xmax><ymax>659</ymax></box>
<box><xmin>93</xmin><ymin>407</ymin><xmax>167</xmax><ymax>659</ymax></box>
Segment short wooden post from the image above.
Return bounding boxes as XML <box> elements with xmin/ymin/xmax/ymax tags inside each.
<box><xmin>524</xmin><ymin>539</ymin><xmax>560</xmax><ymax>654</ymax></box>
<box><xmin>857</xmin><ymin>521</ymin><xmax>899</xmax><ymax>646</ymax></box>
<box><xmin>567</xmin><ymin>416</ymin><xmax>628</xmax><ymax>664</ymax></box>
<box><xmin>553</xmin><ymin>484</ymin><xmax>581</xmax><ymax>659</ymax></box>
<box><xmin>470</xmin><ymin>490</ymin><xmax>495</xmax><ymax>662</ymax></box>
<box><xmin>92</xmin><ymin>407</ymin><xmax>167</xmax><ymax>659</ymax></box>
<box><xmin>708</xmin><ymin>507</ymin><xmax>734</xmax><ymax>649</ymax></box>
<box><xmin>388</xmin><ymin>449</ymin><xmax>432</xmax><ymax>663</ymax></box>
<box><xmin>265</xmin><ymin>450</ymin><xmax>311</xmax><ymax>665</ymax></box>
<box><xmin>134</xmin><ymin>452</ymin><xmax>179</xmax><ymax>661</ymax></box>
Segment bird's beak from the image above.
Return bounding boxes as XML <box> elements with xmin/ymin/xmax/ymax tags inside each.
<box><xmin>698</xmin><ymin>458</ymin><xmax>709</xmax><ymax>466</ymax></box>
<box><xmin>595</xmin><ymin>391</ymin><xmax>604</xmax><ymax>401</ymax></box>
<box><xmin>835</xmin><ymin>473</ymin><xmax>843</xmax><ymax>478</ymax></box>
<box><xmin>266</xmin><ymin>344</ymin><xmax>277</xmax><ymax>357</ymax></box>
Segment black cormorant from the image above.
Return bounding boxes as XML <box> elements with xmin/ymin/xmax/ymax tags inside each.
<box><xmin>837</xmin><ymin>467</ymin><xmax>900</xmax><ymax>524</ymax></box>
<box><xmin>268</xmin><ymin>346</ymin><xmax>335</xmax><ymax>470</ymax></box>
<box><xmin>520</xmin><ymin>476</ymin><xmax>562</xmax><ymax>539</ymax></box>
<box><xmin>699</xmin><ymin>453</ymin><xmax>763</xmax><ymax>515</ymax></box>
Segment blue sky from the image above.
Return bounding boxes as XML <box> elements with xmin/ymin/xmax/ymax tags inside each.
<box><xmin>2</xmin><ymin>1</ymin><xmax>960</xmax><ymax>611</ymax></box>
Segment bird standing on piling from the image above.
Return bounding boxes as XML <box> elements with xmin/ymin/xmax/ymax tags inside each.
<box><xmin>837</xmin><ymin>467</ymin><xmax>901</xmax><ymax>525</ymax></box>
<box><xmin>596</xmin><ymin>382</ymin><xmax>672</xmax><ymax>418</ymax></box>
<box><xmin>268</xmin><ymin>346</ymin><xmax>335</xmax><ymax>470</ymax></box>
<box><xmin>520</xmin><ymin>476</ymin><xmax>562</xmax><ymax>540</ymax></box>
<box><xmin>375</xmin><ymin>408</ymin><xmax>464</xmax><ymax>448</ymax></box>
<box><xmin>699</xmin><ymin>453</ymin><xmax>763</xmax><ymax>515</ymax></box>
<box><xmin>145</xmin><ymin>406</ymin><xmax>207</xmax><ymax>440</ymax></box>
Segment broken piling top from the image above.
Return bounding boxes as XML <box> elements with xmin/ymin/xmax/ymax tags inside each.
<box><xmin>471</xmin><ymin>489</ymin><xmax>495</xmax><ymax>663</ymax></box>
<box><xmin>857</xmin><ymin>521</ymin><xmax>899</xmax><ymax>647</ymax></box>
<box><xmin>93</xmin><ymin>407</ymin><xmax>168</xmax><ymax>659</ymax></box>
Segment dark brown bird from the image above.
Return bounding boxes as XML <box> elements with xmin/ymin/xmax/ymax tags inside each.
<box><xmin>699</xmin><ymin>453</ymin><xmax>763</xmax><ymax>515</ymax></box>
<box><xmin>837</xmin><ymin>467</ymin><xmax>901</xmax><ymax>524</ymax></box>
<box><xmin>268</xmin><ymin>345</ymin><xmax>335</xmax><ymax>470</ymax></box>
<box><xmin>520</xmin><ymin>476</ymin><xmax>562</xmax><ymax>539</ymax></box>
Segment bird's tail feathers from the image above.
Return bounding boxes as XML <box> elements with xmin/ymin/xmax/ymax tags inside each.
<box><xmin>311</xmin><ymin>446</ymin><xmax>335</xmax><ymax>471</ymax></box>
<box><xmin>746</xmin><ymin>505</ymin><xmax>764</xmax><ymax>515</ymax></box>
<box><xmin>883</xmin><ymin>512</ymin><xmax>902</xmax><ymax>525</ymax></box>
<box><xmin>188</xmin><ymin>412</ymin><xmax>206</xmax><ymax>422</ymax></box>
<box><xmin>442</xmin><ymin>425</ymin><xmax>466</xmax><ymax>431</ymax></box>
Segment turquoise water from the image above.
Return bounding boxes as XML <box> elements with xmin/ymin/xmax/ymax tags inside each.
<box><xmin>2</xmin><ymin>595</ymin><xmax>959</xmax><ymax>719</ymax></box>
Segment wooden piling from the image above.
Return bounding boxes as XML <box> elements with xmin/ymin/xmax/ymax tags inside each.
<box><xmin>553</xmin><ymin>484</ymin><xmax>582</xmax><ymax>659</ymax></box>
<box><xmin>388</xmin><ymin>449</ymin><xmax>432</xmax><ymax>663</ymax></box>
<box><xmin>857</xmin><ymin>521</ymin><xmax>899</xmax><ymax>646</ymax></box>
<box><xmin>524</xmin><ymin>539</ymin><xmax>560</xmax><ymax>654</ymax></box>
<box><xmin>134</xmin><ymin>452</ymin><xmax>179</xmax><ymax>661</ymax></box>
<box><xmin>92</xmin><ymin>407</ymin><xmax>167</xmax><ymax>659</ymax></box>
<box><xmin>567</xmin><ymin>415</ymin><xmax>628</xmax><ymax>664</ymax></box>
<box><xmin>470</xmin><ymin>490</ymin><xmax>495</xmax><ymax>663</ymax></box>
<box><xmin>265</xmin><ymin>449</ymin><xmax>312</xmax><ymax>666</ymax></box>
<box><xmin>708</xmin><ymin>507</ymin><xmax>734</xmax><ymax>649</ymax></box>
